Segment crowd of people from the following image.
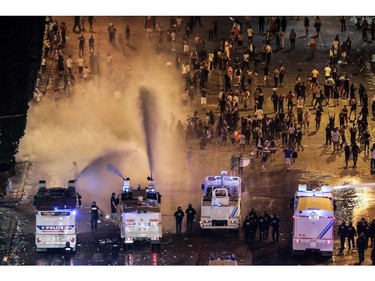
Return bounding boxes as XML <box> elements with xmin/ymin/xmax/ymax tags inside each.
<box><xmin>171</xmin><ymin>16</ymin><xmax>375</xmax><ymax>176</ymax></box>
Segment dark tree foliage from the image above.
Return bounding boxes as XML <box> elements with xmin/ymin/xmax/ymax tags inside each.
<box><xmin>0</xmin><ymin>16</ymin><xmax>45</xmax><ymax>195</ymax></box>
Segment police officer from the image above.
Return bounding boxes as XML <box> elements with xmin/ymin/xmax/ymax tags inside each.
<box><xmin>110</xmin><ymin>237</ymin><xmax>120</xmax><ymax>265</ymax></box>
<box><xmin>338</xmin><ymin>221</ymin><xmax>347</xmax><ymax>250</ymax></box>
<box><xmin>363</xmin><ymin>220</ymin><xmax>371</xmax><ymax>249</ymax></box>
<box><xmin>371</xmin><ymin>244</ymin><xmax>375</xmax><ymax>265</ymax></box>
<box><xmin>370</xmin><ymin>219</ymin><xmax>375</xmax><ymax>247</ymax></box>
<box><xmin>346</xmin><ymin>222</ymin><xmax>357</xmax><ymax>249</ymax></box>
<box><xmin>258</xmin><ymin>213</ymin><xmax>267</xmax><ymax>240</ymax></box>
<box><xmin>174</xmin><ymin>206</ymin><xmax>184</xmax><ymax>236</ymax></box>
<box><xmin>356</xmin><ymin>233</ymin><xmax>366</xmax><ymax>263</ymax></box>
<box><xmin>270</xmin><ymin>213</ymin><xmax>280</xmax><ymax>243</ymax></box>
<box><xmin>263</xmin><ymin>211</ymin><xmax>271</xmax><ymax>239</ymax></box>
<box><xmin>63</xmin><ymin>241</ymin><xmax>73</xmax><ymax>265</ymax></box>
<box><xmin>242</xmin><ymin>216</ymin><xmax>252</xmax><ymax>243</ymax></box>
<box><xmin>185</xmin><ymin>204</ymin><xmax>197</xmax><ymax>235</ymax></box>
<box><xmin>90</xmin><ymin>201</ymin><xmax>102</xmax><ymax>230</ymax></box>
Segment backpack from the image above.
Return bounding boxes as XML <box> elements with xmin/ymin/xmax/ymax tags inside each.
<box><xmin>292</xmin><ymin>151</ymin><xmax>298</xmax><ymax>158</ymax></box>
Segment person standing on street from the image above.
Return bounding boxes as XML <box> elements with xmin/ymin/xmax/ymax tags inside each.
<box><xmin>88</xmin><ymin>16</ymin><xmax>96</xmax><ymax>32</ymax></box>
<box><xmin>73</xmin><ymin>16</ymin><xmax>81</xmax><ymax>33</ymax></box>
<box><xmin>78</xmin><ymin>35</ymin><xmax>85</xmax><ymax>57</ymax></box>
<box><xmin>125</xmin><ymin>25</ymin><xmax>131</xmax><ymax>45</ymax></box>
<box><xmin>347</xmin><ymin>221</ymin><xmax>357</xmax><ymax>249</ymax></box>
<box><xmin>242</xmin><ymin>215</ymin><xmax>252</xmax><ymax>244</ymax></box>
<box><xmin>90</xmin><ymin>201</ymin><xmax>102</xmax><ymax>231</ymax></box>
<box><xmin>371</xmin><ymin>244</ymin><xmax>375</xmax><ymax>265</ymax></box>
<box><xmin>108</xmin><ymin>23</ymin><xmax>117</xmax><ymax>44</ymax></box>
<box><xmin>344</xmin><ymin>142</ymin><xmax>351</xmax><ymax>169</ymax></box>
<box><xmin>88</xmin><ymin>35</ymin><xmax>95</xmax><ymax>54</ymax></box>
<box><xmin>63</xmin><ymin>241</ymin><xmax>74</xmax><ymax>265</ymax></box>
<box><xmin>338</xmin><ymin>221</ymin><xmax>347</xmax><ymax>250</ymax></box>
<box><xmin>174</xmin><ymin>206</ymin><xmax>184</xmax><ymax>236</ymax></box>
<box><xmin>351</xmin><ymin>142</ymin><xmax>360</xmax><ymax>168</ymax></box>
<box><xmin>357</xmin><ymin>233</ymin><xmax>367</xmax><ymax>263</ymax></box>
<box><xmin>185</xmin><ymin>204</ymin><xmax>197</xmax><ymax>235</ymax></box>
<box><xmin>270</xmin><ymin>213</ymin><xmax>280</xmax><ymax>243</ymax></box>
<box><xmin>284</xmin><ymin>146</ymin><xmax>293</xmax><ymax>171</ymax></box>
<box><xmin>110</xmin><ymin>237</ymin><xmax>120</xmax><ymax>265</ymax></box>
<box><xmin>304</xmin><ymin>17</ymin><xmax>309</xmax><ymax>36</ymax></box>
<box><xmin>289</xmin><ymin>29</ymin><xmax>296</xmax><ymax>49</ymax></box>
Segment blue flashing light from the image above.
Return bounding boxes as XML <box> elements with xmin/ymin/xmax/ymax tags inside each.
<box><xmin>72</xmin><ymin>210</ymin><xmax>76</xmax><ymax>215</ymax></box>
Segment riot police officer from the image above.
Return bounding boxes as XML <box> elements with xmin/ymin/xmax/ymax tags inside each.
<box><xmin>185</xmin><ymin>203</ymin><xmax>196</xmax><ymax>235</ymax></box>
<box><xmin>338</xmin><ymin>221</ymin><xmax>347</xmax><ymax>250</ymax></box>
<box><xmin>270</xmin><ymin>213</ymin><xmax>280</xmax><ymax>243</ymax></box>
<box><xmin>263</xmin><ymin>211</ymin><xmax>271</xmax><ymax>239</ymax></box>
<box><xmin>110</xmin><ymin>237</ymin><xmax>120</xmax><ymax>265</ymax></box>
<box><xmin>258</xmin><ymin>213</ymin><xmax>267</xmax><ymax>240</ymax></box>
<box><xmin>174</xmin><ymin>206</ymin><xmax>184</xmax><ymax>236</ymax></box>
<box><xmin>90</xmin><ymin>201</ymin><xmax>102</xmax><ymax>230</ymax></box>
<box><xmin>347</xmin><ymin>222</ymin><xmax>357</xmax><ymax>249</ymax></box>
<box><xmin>356</xmin><ymin>233</ymin><xmax>366</xmax><ymax>263</ymax></box>
<box><xmin>242</xmin><ymin>216</ymin><xmax>252</xmax><ymax>243</ymax></box>
<box><xmin>63</xmin><ymin>241</ymin><xmax>74</xmax><ymax>265</ymax></box>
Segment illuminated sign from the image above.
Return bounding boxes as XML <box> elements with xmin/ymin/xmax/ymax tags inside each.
<box><xmin>40</xmin><ymin>212</ymin><xmax>70</xmax><ymax>216</ymax></box>
<box><xmin>37</xmin><ymin>225</ymin><xmax>74</xmax><ymax>231</ymax></box>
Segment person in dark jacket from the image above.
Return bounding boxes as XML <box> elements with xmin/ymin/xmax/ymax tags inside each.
<box><xmin>371</xmin><ymin>244</ymin><xmax>375</xmax><ymax>265</ymax></box>
<box><xmin>242</xmin><ymin>216</ymin><xmax>252</xmax><ymax>243</ymax></box>
<box><xmin>90</xmin><ymin>201</ymin><xmax>102</xmax><ymax>230</ymax></box>
<box><xmin>356</xmin><ymin>233</ymin><xmax>367</xmax><ymax>263</ymax></box>
<box><xmin>63</xmin><ymin>241</ymin><xmax>74</xmax><ymax>265</ymax></box>
<box><xmin>174</xmin><ymin>206</ymin><xmax>184</xmax><ymax>236</ymax></box>
<box><xmin>270</xmin><ymin>213</ymin><xmax>280</xmax><ymax>243</ymax></box>
<box><xmin>110</xmin><ymin>192</ymin><xmax>119</xmax><ymax>220</ymax></box>
<box><xmin>338</xmin><ymin>221</ymin><xmax>347</xmax><ymax>250</ymax></box>
<box><xmin>185</xmin><ymin>204</ymin><xmax>197</xmax><ymax>234</ymax></box>
<box><xmin>347</xmin><ymin>222</ymin><xmax>357</xmax><ymax>249</ymax></box>
<box><xmin>351</xmin><ymin>142</ymin><xmax>360</xmax><ymax>168</ymax></box>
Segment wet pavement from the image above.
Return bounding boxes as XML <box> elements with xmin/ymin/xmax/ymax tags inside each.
<box><xmin>1</xmin><ymin>16</ymin><xmax>375</xmax><ymax>267</ymax></box>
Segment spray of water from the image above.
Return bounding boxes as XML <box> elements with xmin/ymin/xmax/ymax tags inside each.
<box><xmin>16</xmin><ymin>16</ymin><xmax>199</xmax><ymax>222</ymax></box>
<box><xmin>106</xmin><ymin>163</ymin><xmax>126</xmax><ymax>180</ymax></box>
<box><xmin>138</xmin><ymin>87</ymin><xmax>158</xmax><ymax>175</ymax></box>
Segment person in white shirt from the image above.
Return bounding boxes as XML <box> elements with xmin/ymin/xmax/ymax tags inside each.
<box><xmin>331</xmin><ymin>127</ymin><xmax>341</xmax><ymax>152</ymax></box>
<box><xmin>66</xmin><ymin>55</ymin><xmax>73</xmax><ymax>74</ymax></box>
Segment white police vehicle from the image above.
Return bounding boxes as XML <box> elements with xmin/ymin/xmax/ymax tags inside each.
<box><xmin>292</xmin><ymin>184</ymin><xmax>335</xmax><ymax>257</ymax></box>
<box><xmin>33</xmin><ymin>180</ymin><xmax>81</xmax><ymax>252</ymax></box>
<box><xmin>199</xmin><ymin>171</ymin><xmax>241</xmax><ymax>234</ymax></box>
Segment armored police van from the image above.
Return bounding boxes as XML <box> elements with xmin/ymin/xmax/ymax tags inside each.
<box><xmin>119</xmin><ymin>177</ymin><xmax>162</xmax><ymax>250</ymax></box>
<box><xmin>292</xmin><ymin>184</ymin><xmax>335</xmax><ymax>257</ymax></box>
<box><xmin>33</xmin><ymin>180</ymin><xmax>81</xmax><ymax>252</ymax></box>
<box><xmin>199</xmin><ymin>171</ymin><xmax>241</xmax><ymax>234</ymax></box>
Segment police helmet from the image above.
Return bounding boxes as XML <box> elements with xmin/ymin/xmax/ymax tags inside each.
<box><xmin>188</xmin><ymin>204</ymin><xmax>192</xmax><ymax>208</ymax></box>
<box><xmin>65</xmin><ymin>241</ymin><xmax>70</xmax><ymax>247</ymax></box>
<box><xmin>178</xmin><ymin>206</ymin><xmax>182</xmax><ymax>210</ymax></box>
<box><xmin>92</xmin><ymin>201</ymin><xmax>96</xmax><ymax>205</ymax></box>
